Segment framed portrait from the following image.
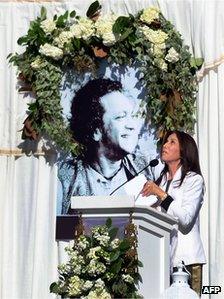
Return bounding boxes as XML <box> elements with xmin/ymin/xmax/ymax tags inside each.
<box><xmin>57</xmin><ymin>61</ymin><xmax>160</xmax><ymax>216</ymax></box>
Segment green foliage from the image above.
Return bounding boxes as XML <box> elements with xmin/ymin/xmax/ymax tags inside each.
<box><xmin>86</xmin><ymin>0</ymin><xmax>101</xmax><ymax>18</ymax></box>
<box><xmin>70</xmin><ymin>10</ymin><xmax>76</xmax><ymax>18</ymax></box>
<box><xmin>8</xmin><ymin>2</ymin><xmax>202</xmax><ymax>155</ymax></box>
<box><xmin>56</xmin><ymin>10</ymin><xmax>69</xmax><ymax>27</ymax></box>
<box><xmin>50</xmin><ymin>218</ymin><xmax>143</xmax><ymax>298</ymax></box>
<box><xmin>105</xmin><ymin>217</ymin><xmax>112</xmax><ymax>228</ymax></box>
<box><xmin>113</xmin><ymin>15</ymin><xmax>134</xmax><ymax>34</ymax></box>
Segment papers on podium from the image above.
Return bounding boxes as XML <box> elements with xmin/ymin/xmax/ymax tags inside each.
<box><xmin>126</xmin><ymin>174</ymin><xmax>158</xmax><ymax>206</ymax></box>
<box><xmin>114</xmin><ymin>174</ymin><xmax>158</xmax><ymax>207</ymax></box>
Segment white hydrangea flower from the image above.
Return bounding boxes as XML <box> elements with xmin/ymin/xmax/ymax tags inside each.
<box><xmin>165</xmin><ymin>47</ymin><xmax>180</xmax><ymax>63</ymax></box>
<box><xmin>87</xmin><ymin>246</ymin><xmax>101</xmax><ymax>259</ymax></box>
<box><xmin>98</xmin><ymin>288</ymin><xmax>112</xmax><ymax>299</ymax></box>
<box><xmin>70</xmin><ymin>251</ymin><xmax>84</xmax><ymax>266</ymax></box>
<box><xmin>86</xmin><ymin>290</ymin><xmax>99</xmax><ymax>299</ymax></box>
<box><xmin>95</xmin><ymin>278</ymin><xmax>105</xmax><ymax>289</ymax></box>
<box><xmin>39</xmin><ymin>43</ymin><xmax>63</xmax><ymax>60</ymax></box>
<box><xmin>31</xmin><ymin>57</ymin><xmax>43</xmax><ymax>70</ymax></box>
<box><xmin>101</xmin><ymin>32</ymin><xmax>117</xmax><ymax>46</ymax></box>
<box><xmin>87</xmin><ymin>289</ymin><xmax>112</xmax><ymax>299</ymax></box>
<box><xmin>94</xmin><ymin>15</ymin><xmax>118</xmax><ymax>46</ymax></box>
<box><xmin>70</xmin><ymin>17</ymin><xmax>94</xmax><ymax>40</ymax></box>
<box><xmin>157</xmin><ymin>58</ymin><xmax>168</xmax><ymax>71</ymax></box>
<box><xmin>122</xmin><ymin>274</ymin><xmax>134</xmax><ymax>283</ymax></box>
<box><xmin>72</xmin><ymin>264</ymin><xmax>82</xmax><ymax>275</ymax></box>
<box><xmin>77</xmin><ymin>235</ymin><xmax>90</xmax><ymax>250</ymax></box>
<box><xmin>140</xmin><ymin>26</ymin><xmax>168</xmax><ymax>44</ymax></box>
<box><xmin>97</xmin><ymin>234</ymin><xmax>110</xmax><ymax>246</ymax></box>
<box><xmin>82</xmin><ymin>280</ymin><xmax>94</xmax><ymax>291</ymax></box>
<box><xmin>68</xmin><ymin>275</ymin><xmax>83</xmax><ymax>297</ymax></box>
<box><xmin>58</xmin><ymin>263</ymin><xmax>70</xmax><ymax>275</ymax></box>
<box><xmin>111</xmin><ymin>238</ymin><xmax>120</xmax><ymax>249</ymax></box>
<box><xmin>152</xmin><ymin>43</ymin><xmax>166</xmax><ymax>57</ymax></box>
<box><xmin>65</xmin><ymin>244</ymin><xmax>75</xmax><ymax>253</ymax></box>
<box><xmin>92</xmin><ymin>226</ymin><xmax>109</xmax><ymax>238</ymax></box>
<box><xmin>67</xmin><ymin>248</ymin><xmax>81</xmax><ymax>263</ymax></box>
<box><xmin>87</xmin><ymin>259</ymin><xmax>106</xmax><ymax>276</ymax></box>
<box><xmin>140</xmin><ymin>6</ymin><xmax>160</xmax><ymax>24</ymax></box>
<box><xmin>40</xmin><ymin>19</ymin><xmax>56</xmax><ymax>34</ymax></box>
<box><xmin>68</xmin><ymin>248</ymin><xmax>79</xmax><ymax>257</ymax></box>
<box><xmin>54</xmin><ymin>31</ymin><xmax>73</xmax><ymax>48</ymax></box>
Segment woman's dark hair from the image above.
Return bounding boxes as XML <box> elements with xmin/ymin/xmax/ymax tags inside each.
<box><xmin>70</xmin><ymin>78</ymin><xmax>122</xmax><ymax>146</ymax></box>
<box><xmin>157</xmin><ymin>130</ymin><xmax>202</xmax><ymax>186</ymax></box>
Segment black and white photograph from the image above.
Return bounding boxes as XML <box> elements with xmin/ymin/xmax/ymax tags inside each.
<box><xmin>1</xmin><ymin>0</ymin><xmax>224</xmax><ymax>298</ymax></box>
<box><xmin>57</xmin><ymin>64</ymin><xmax>159</xmax><ymax>215</ymax></box>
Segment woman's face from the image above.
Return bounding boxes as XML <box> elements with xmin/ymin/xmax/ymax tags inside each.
<box><xmin>161</xmin><ymin>133</ymin><xmax>181</xmax><ymax>164</ymax></box>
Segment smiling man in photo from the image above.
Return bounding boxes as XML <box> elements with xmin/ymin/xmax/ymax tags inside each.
<box><xmin>58</xmin><ymin>78</ymin><xmax>154</xmax><ymax>214</ymax></box>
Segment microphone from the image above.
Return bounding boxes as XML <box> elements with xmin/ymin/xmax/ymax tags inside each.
<box><xmin>148</xmin><ymin>158</ymin><xmax>159</xmax><ymax>167</ymax></box>
<box><xmin>137</xmin><ymin>158</ymin><xmax>159</xmax><ymax>175</ymax></box>
<box><xmin>110</xmin><ymin>158</ymin><xmax>159</xmax><ymax>195</ymax></box>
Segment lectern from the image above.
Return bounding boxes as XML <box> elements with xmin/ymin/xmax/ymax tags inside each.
<box><xmin>64</xmin><ymin>195</ymin><xmax>177</xmax><ymax>299</ymax></box>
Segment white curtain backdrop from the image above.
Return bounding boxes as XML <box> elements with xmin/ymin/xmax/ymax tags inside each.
<box><xmin>197</xmin><ymin>63</ymin><xmax>224</xmax><ymax>298</ymax></box>
<box><xmin>0</xmin><ymin>0</ymin><xmax>224</xmax><ymax>298</ymax></box>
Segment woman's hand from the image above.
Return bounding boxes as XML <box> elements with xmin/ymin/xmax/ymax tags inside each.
<box><xmin>141</xmin><ymin>181</ymin><xmax>167</xmax><ymax>200</ymax></box>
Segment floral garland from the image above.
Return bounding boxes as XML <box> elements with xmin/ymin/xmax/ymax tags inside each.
<box><xmin>8</xmin><ymin>1</ymin><xmax>203</xmax><ymax>155</ymax></box>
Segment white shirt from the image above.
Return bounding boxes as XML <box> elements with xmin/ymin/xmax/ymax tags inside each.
<box><xmin>159</xmin><ymin>167</ymin><xmax>206</xmax><ymax>266</ymax></box>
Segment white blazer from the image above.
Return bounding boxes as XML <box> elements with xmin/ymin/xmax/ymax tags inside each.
<box><xmin>159</xmin><ymin>167</ymin><xmax>206</xmax><ymax>267</ymax></box>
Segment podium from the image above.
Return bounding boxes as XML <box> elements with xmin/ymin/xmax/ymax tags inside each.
<box><xmin>66</xmin><ymin>195</ymin><xmax>177</xmax><ymax>299</ymax></box>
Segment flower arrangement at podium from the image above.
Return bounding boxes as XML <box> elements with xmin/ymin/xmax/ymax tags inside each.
<box><xmin>50</xmin><ymin>218</ymin><xmax>143</xmax><ymax>298</ymax></box>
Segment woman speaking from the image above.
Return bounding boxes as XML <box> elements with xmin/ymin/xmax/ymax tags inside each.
<box><xmin>140</xmin><ymin>130</ymin><xmax>206</xmax><ymax>296</ymax></box>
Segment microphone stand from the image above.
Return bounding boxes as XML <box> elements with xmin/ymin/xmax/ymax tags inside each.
<box><xmin>110</xmin><ymin>159</ymin><xmax>158</xmax><ymax>195</ymax></box>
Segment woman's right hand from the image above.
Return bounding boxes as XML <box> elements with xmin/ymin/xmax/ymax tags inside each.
<box><xmin>140</xmin><ymin>180</ymin><xmax>167</xmax><ymax>200</ymax></box>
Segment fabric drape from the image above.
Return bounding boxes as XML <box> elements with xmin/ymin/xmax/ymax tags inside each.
<box><xmin>0</xmin><ymin>1</ymin><xmax>223</xmax><ymax>298</ymax></box>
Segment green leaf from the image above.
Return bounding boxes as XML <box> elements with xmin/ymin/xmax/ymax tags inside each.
<box><xmin>112</xmin><ymin>280</ymin><xmax>128</xmax><ymax>295</ymax></box>
<box><xmin>86</xmin><ymin>0</ymin><xmax>101</xmax><ymax>18</ymax></box>
<box><xmin>137</xmin><ymin>260</ymin><xmax>143</xmax><ymax>267</ymax></box>
<box><xmin>17</xmin><ymin>36</ymin><xmax>28</xmax><ymax>45</ymax></box>
<box><xmin>113</xmin><ymin>16</ymin><xmax>132</xmax><ymax>34</ymax></box>
<box><xmin>40</xmin><ymin>6</ymin><xmax>47</xmax><ymax>21</ymax></box>
<box><xmin>190</xmin><ymin>57</ymin><xmax>204</xmax><ymax>69</ymax></box>
<box><xmin>135</xmin><ymin>47</ymin><xmax>142</xmax><ymax>54</ymax></box>
<box><xmin>56</xmin><ymin>12</ymin><xmax>69</xmax><ymax>27</ymax></box>
<box><xmin>119</xmin><ymin>239</ymin><xmax>131</xmax><ymax>251</ymax></box>
<box><xmin>190</xmin><ymin>58</ymin><xmax>196</xmax><ymax>68</ymax></box>
<box><xmin>49</xmin><ymin>282</ymin><xmax>59</xmax><ymax>293</ymax></box>
<box><xmin>118</xmin><ymin>28</ymin><xmax>133</xmax><ymax>41</ymax></box>
<box><xmin>56</xmin><ymin>15</ymin><xmax>65</xmax><ymax>27</ymax></box>
<box><xmin>134</xmin><ymin>272</ymin><xmax>143</xmax><ymax>283</ymax></box>
<box><xmin>28</xmin><ymin>102</ymin><xmax>39</xmax><ymax>112</ymax></box>
<box><xmin>106</xmin><ymin>217</ymin><xmax>112</xmax><ymax>228</ymax></box>
<box><xmin>7</xmin><ymin>53</ymin><xmax>13</xmax><ymax>59</ymax></box>
<box><xmin>195</xmin><ymin>57</ymin><xmax>204</xmax><ymax>67</ymax></box>
<box><xmin>64</xmin><ymin>10</ymin><xmax>69</xmax><ymax>20</ymax></box>
<box><xmin>110</xmin><ymin>250</ymin><xmax>120</xmax><ymax>262</ymax></box>
<box><xmin>8</xmin><ymin>55</ymin><xmax>17</xmax><ymax>64</ymax></box>
<box><xmin>70</xmin><ymin>10</ymin><xmax>76</xmax><ymax>18</ymax></box>
<box><xmin>109</xmin><ymin>227</ymin><xmax>119</xmax><ymax>240</ymax></box>
<box><xmin>110</xmin><ymin>259</ymin><xmax>122</xmax><ymax>274</ymax></box>
<box><xmin>72</xmin><ymin>38</ymin><xmax>81</xmax><ymax>50</ymax></box>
